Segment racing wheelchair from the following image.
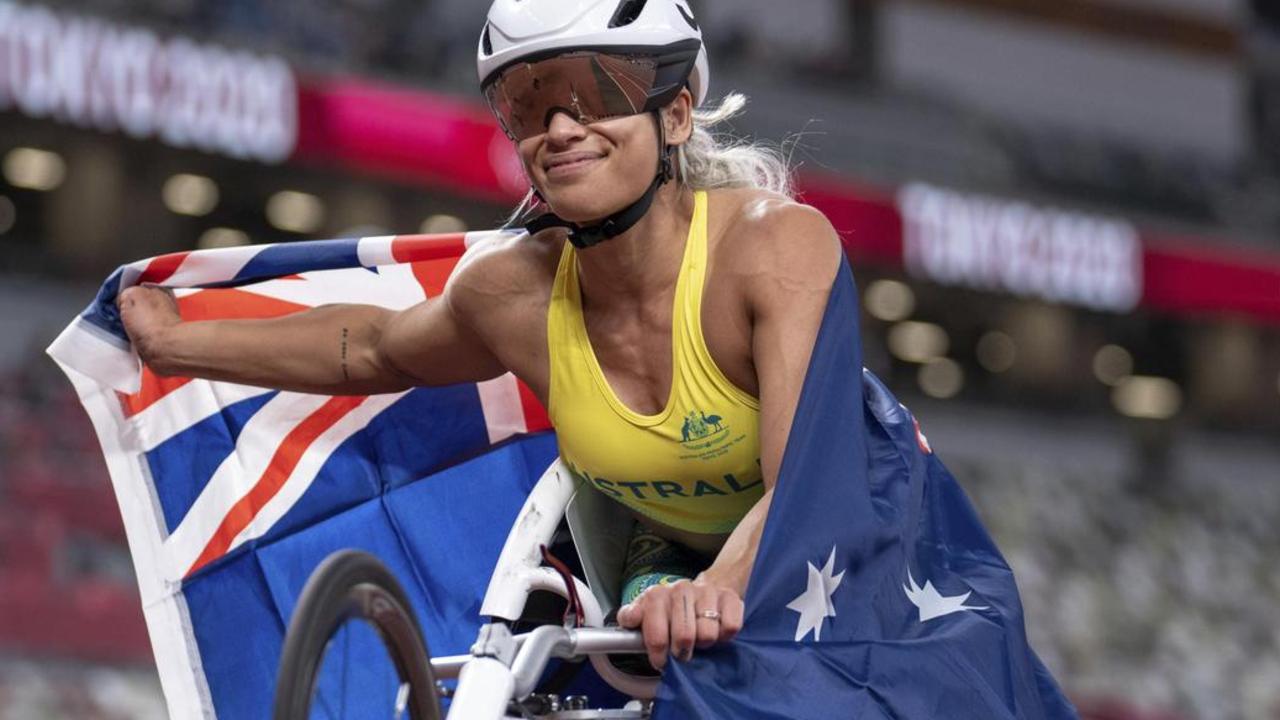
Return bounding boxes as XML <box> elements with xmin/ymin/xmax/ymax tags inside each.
<box><xmin>272</xmin><ymin>459</ymin><xmax>665</xmax><ymax>720</ymax></box>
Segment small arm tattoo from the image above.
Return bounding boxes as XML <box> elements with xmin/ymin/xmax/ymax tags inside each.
<box><xmin>340</xmin><ymin>327</ymin><xmax>350</xmax><ymax>382</ymax></box>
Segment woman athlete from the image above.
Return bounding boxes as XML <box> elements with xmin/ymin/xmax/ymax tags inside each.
<box><xmin>119</xmin><ymin>0</ymin><xmax>842</xmax><ymax>673</ymax></box>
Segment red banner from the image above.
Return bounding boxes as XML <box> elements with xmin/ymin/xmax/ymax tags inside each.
<box><xmin>290</xmin><ymin>77</ymin><xmax>1280</xmax><ymax>326</ymax></box>
<box><xmin>295</xmin><ymin>78</ymin><xmax>526</xmax><ymax>203</ymax></box>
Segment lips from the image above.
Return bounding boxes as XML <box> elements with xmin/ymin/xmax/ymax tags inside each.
<box><xmin>545</xmin><ymin>152</ymin><xmax>604</xmax><ymax>175</ymax></box>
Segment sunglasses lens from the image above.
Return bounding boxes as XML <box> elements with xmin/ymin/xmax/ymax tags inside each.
<box><xmin>485</xmin><ymin>52</ymin><xmax>660</xmax><ymax>141</ymax></box>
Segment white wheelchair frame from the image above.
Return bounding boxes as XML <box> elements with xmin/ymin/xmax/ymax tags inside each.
<box><xmin>426</xmin><ymin>459</ymin><xmax>660</xmax><ymax>719</ymax></box>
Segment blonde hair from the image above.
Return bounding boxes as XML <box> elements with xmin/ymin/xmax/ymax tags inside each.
<box><xmin>505</xmin><ymin>92</ymin><xmax>794</xmax><ymax>227</ymax></box>
<box><xmin>679</xmin><ymin>93</ymin><xmax>794</xmax><ymax>198</ymax></box>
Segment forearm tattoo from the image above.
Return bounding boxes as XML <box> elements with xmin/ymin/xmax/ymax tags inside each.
<box><xmin>340</xmin><ymin>327</ymin><xmax>350</xmax><ymax>382</ymax></box>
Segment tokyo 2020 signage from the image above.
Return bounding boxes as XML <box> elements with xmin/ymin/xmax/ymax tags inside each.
<box><xmin>898</xmin><ymin>182</ymin><xmax>1143</xmax><ymax>313</ymax></box>
<box><xmin>0</xmin><ymin>1</ymin><xmax>297</xmax><ymax>163</ymax></box>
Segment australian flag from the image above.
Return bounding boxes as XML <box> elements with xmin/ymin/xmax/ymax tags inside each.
<box><xmin>655</xmin><ymin>261</ymin><xmax>1077</xmax><ymax>719</ymax></box>
<box><xmin>49</xmin><ymin>233</ymin><xmax>1075</xmax><ymax>718</ymax></box>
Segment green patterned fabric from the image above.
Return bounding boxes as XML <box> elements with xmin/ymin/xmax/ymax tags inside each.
<box><xmin>622</xmin><ymin>572</ymin><xmax>687</xmax><ymax>606</ymax></box>
<box><xmin>618</xmin><ymin>525</ymin><xmax>704</xmax><ymax>606</ymax></box>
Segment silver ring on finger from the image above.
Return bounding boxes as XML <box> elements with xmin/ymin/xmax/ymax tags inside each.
<box><xmin>697</xmin><ymin>609</ymin><xmax>721</xmax><ymax>622</ymax></box>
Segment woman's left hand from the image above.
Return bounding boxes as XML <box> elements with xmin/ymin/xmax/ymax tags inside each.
<box><xmin>615</xmin><ymin>575</ymin><xmax>744</xmax><ymax>670</ymax></box>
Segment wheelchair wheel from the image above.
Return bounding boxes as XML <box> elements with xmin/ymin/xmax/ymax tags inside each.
<box><xmin>273</xmin><ymin>550</ymin><xmax>443</xmax><ymax>720</ymax></box>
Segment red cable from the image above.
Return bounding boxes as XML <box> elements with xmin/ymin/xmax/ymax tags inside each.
<box><xmin>540</xmin><ymin>544</ymin><xmax>585</xmax><ymax>627</ymax></box>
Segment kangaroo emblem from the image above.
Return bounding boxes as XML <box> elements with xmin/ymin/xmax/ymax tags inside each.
<box><xmin>682</xmin><ymin>409</ymin><xmax>726</xmax><ymax>444</ymax></box>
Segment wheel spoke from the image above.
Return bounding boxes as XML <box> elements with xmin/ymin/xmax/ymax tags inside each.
<box><xmin>394</xmin><ymin>682</ymin><xmax>411</xmax><ymax>720</ymax></box>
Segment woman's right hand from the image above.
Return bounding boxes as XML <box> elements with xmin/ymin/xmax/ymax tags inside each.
<box><xmin>118</xmin><ymin>285</ymin><xmax>182</xmax><ymax>368</ymax></box>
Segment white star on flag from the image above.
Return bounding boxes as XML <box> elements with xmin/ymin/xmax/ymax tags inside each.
<box><xmin>903</xmin><ymin>568</ymin><xmax>988</xmax><ymax>623</ymax></box>
<box><xmin>786</xmin><ymin>546</ymin><xmax>845</xmax><ymax>642</ymax></box>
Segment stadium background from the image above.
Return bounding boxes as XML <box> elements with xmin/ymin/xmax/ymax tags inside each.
<box><xmin>1</xmin><ymin>0</ymin><xmax>1279</xmax><ymax>717</ymax></box>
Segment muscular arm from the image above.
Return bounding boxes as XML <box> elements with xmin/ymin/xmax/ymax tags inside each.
<box><xmin>617</xmin><ymin>202</ymin><xmax>843</xmax><ymax>667</ymax></box>
<box><xmin>121</xmin><ymin>245</ymin><xmax>520</xmax><ymax>396</ymax></box>
<box><xmin>699</xmin><ymin>203</ymin><xmax>843</xmax><ymax>595</ymax></box>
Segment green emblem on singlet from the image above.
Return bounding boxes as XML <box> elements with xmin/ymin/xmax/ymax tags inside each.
<box><xmin>680</xmin><ymin>409</ymin><xmax>728</xmax><ymax>448</ymax></box>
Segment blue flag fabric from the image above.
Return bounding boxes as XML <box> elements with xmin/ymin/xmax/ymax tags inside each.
<box><xmin>654</xmin><ymin>261</ymin><xmax>1077</xmax><ymax>719</ymax></box>
<box><xmin>45</xmin><ymin>232</ymin><xmax>574</xmax><ymax>718</ymax></box>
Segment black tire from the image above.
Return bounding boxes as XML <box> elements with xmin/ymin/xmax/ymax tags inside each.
<box><xmin>272</xmin><ymin>550</ymin><xmax>443</xmax><ymax>720</ymax></box>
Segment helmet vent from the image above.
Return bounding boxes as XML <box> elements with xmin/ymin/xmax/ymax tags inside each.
<box><xmin>609</xmin><ymin>0</ymin><xmax>648</xmax><ymax>28</ymax></box>
<box><xmin>481</xmin><ymin>24</ymin><xmax>493</xmax><ymax>56</ymax></box>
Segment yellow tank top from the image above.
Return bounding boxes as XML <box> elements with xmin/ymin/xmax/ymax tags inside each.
<box><xmin>547</xmin><ymin>191</ymin><xmax>763</xmax><ymax>535</ymax></box>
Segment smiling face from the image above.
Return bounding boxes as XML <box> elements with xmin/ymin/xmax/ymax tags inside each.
<box><xmin>517</xmin><ymin>90</ymin><xmax>693</xmax><ymax>224</ymax></box>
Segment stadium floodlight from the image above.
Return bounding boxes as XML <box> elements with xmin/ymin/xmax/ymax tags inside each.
<box><xmin>888</xmin><ymin>321</ymin><xmax>949</xmax><ymax>364</ymax></box>
<box><xmin>1093</xmin><ymin>345</ymin><xmax>1134</xmax><ymax>387</ymax></box>
<box><xmin>975</xmin><ymin>331</ymin><xmax>1017</xmax><ymax>374</ymax></box>
<box><xmin>918</xmin><ymin>358</ymin><xmax>964</xmax><ymax>399</ymax></box>
<box><xmin>1112</xmin><ymin>376</ymin><xmax>1182</xmax><ymax>420</ymax></box>
<box><xmin>267</xmin><ymin>191</ymin><xmax>325</xmax><ymax>235</ymax></box>
<box><xmin>865</xmin><ymin>279</ymin><xmax>915</xmax><ymax>323</ymax></box>
<box><xmin>198</xmin><ymin>228</ymin><xmax>251</xmax><ymax>250</ymax></box>
<box><xmin>163</xmin><ymin>174</ymin><xmax>220</xmax><ymax>217</ymax></box>
<box><xmin>420</xmin><ymin>214</ymin><xmax>468</xmax><ymax>235</ymax></box>
<box><xmin>3</xmin><ymin>148</ymin><xmax>66</xmax><ymax>192</ymax></box>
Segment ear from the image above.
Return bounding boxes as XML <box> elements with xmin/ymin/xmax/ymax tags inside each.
<box><xmin>663</xmin><ymin>88</ymin><xmax>695</xmax><ymax>147</ymax></box>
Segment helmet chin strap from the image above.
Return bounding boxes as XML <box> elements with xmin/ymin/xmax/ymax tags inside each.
<box><xmin>525</xmin><ymin>111</ymin><xmax>676</xmax><ymax>249</ymax></box>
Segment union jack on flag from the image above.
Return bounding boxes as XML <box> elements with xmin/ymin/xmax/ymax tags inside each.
<box><xmin>48</xmin><ymin>233</ymin><xmax>560</xmax><ymax>719</ymax></box>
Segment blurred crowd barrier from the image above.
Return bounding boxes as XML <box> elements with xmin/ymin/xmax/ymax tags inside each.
<box><xmin>0</xmin><ymin>334</ymin><xmax>163</xmax><ymax>718</ymax></box>
<box><xmin>926</xmin><ymin>401</ymin><xmax>1280</xmax><ymax>720</ymax></box>
<box><xmin>0</xmin><ymin>660</ymin><xmax>165</xmax><ymax>720</ymax></box>
<box><xmin>0</xmin><ymin>347</ymin><xmax>150</xmax><ymax>664</ymax></box>
<box><xmin>968</xmin><ymin>457</ymin><xmax>1280</xmax><ymax>720</ymax></box>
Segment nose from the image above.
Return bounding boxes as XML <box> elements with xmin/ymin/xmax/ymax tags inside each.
<box><xmin>545</xmin><ymin>110</ymin><xmax>587</xmax><ymax>145</ymax></box>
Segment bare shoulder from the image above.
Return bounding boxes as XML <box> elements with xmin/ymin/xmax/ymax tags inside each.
<box><xmin>708</xmin><ymin>188</ymin><xmax>844</xmax><ymax>296</ymax></box>
<box><xmin>445</xmin><ymin>229</ymin><xmax>563</xmax><ymax>321</ymax></box>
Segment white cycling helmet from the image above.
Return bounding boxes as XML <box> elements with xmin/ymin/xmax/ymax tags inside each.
<box><xmin>477</xmin><ymin>0</ymin><xmax>710</xmax><ymax>108</ymax></box>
